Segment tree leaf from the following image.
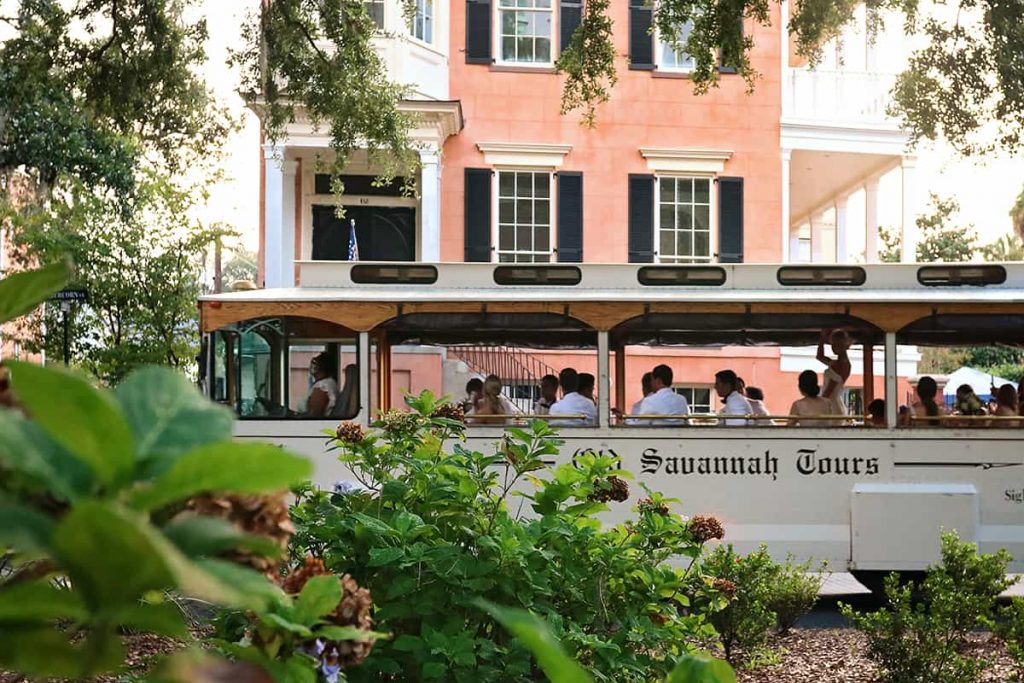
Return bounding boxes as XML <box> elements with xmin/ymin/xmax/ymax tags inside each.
<box><xmin>110</xmin><ymin>601</ymin><xmax>190</xmax><ymax>639</ymax></box>
<box><xmin>162</xmin><ymin>516</ymin><xmax>283</xmax><ymax>559</ymax></box>
<box><xmin>194</xmin><ymin>559</ymin><xmax>286</xmax><ymax>610</ymax></box>
<box><xmin>128</xmin><ymin>442</ymin><xmax>312</xmax><ymax>511</ymax></box>
<box><xmin>261</xmin><ymin>612</ymin><xmax>313</xmax><ymax>637</ymax></box>
<box><xmin>474</xmin><ymin>599</ymin><xmax>594</xmax><ymax>683</ymax></box>
<box><xmin>0</xmin><ymin>624</ymin><xmax>104</xmax><ymax>678</ymax></box>
<box><xmin>0</xmin><ymin>411</ymin><xmax>94</xmax><ymax>499</ymax></box>
<box><xmin>115</xmin><ymin>367</ymin><xmax>234</xmax><ymax>473</ymax></box>
<box><xmin>0</xmin><ymin>504</ymin><xmax>55</xmax><ymax>554</ymax></box>
<box><xmin>0</xmin><ymin>581</ymin><xmax>88</xmax><ymax>623</ymax></box>
<box><xmin>665</xmin><ymin>652</ymin><xmax>737</xmax><ymax>683</ymax></box>
<box><xmin>0</xmin><ymin>261</ymin><xmax>70</xmax><ymax>324</ymax></box>
<box><xmin>368</xmin><ymin>547</ymin><xmax>405</xmax><ymax>567</ymax></box>
<box><xmin>5</xmin><ymin>361</ymin><xmax>134</xmax><ymax>489</ymax></box>
<box><xmin>293</xmin><ymin>575</ymin><xmax>342</xmax><ymax>625</ymax></box>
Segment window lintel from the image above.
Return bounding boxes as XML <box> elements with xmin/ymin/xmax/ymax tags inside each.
<box><xmin>640</xmin><ymin>147</ymin><xmax>733</xmax><ymax>174</ymax></box>
<box><xmin>478</xmin><ymin>142</ymin><xmax>572</xmax><ymax>169</ymax></box>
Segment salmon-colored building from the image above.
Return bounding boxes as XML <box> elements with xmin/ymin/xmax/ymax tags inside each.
<box><xmin>256</xmin><ymin>0</ymin><xmax>921</xmax><ymax>414</ymax></box>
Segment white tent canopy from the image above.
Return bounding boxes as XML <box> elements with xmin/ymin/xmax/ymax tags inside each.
<box><xmin>944</xmin><ymin>367</ymin><xmax>1018</xmax><ymax>398</ymax></box>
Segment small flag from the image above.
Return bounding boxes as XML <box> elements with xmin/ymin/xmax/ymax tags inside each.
<box><xmin>347</xmin><ymin>219</ymin><xmax>360</xmax><ymax>261</ymax></box>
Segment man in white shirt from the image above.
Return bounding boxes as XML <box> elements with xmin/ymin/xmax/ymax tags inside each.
<box><xmin>636</xmin><ymin>365</ymin><xmax>689</xmax><ymax>425</ymax></box>
<box><xmin>629</xmin><ymin>372</ymin><xmax>653</xmax><ymax>417</ymax></box>
<box><xmin>715</xmin><ymin>369</ymin><xmax>753</xmax><ymax>426</ymax></box>
<box><xmin>533</xmin><ymin>374</ymin><xmax>559</xmax><ymax>415</ymax></box>
<box><xmin>549</xmin><ymin>367</ymin><xmax>597</xmax><ymax>426</ymax></box>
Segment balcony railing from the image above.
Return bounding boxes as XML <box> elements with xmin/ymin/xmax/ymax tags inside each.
<box><xmin>784</xmin><ymin>69</ymin><xmax>898</xmax><ymax>126</ymax></box>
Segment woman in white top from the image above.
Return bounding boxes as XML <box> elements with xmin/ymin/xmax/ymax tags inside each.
<box><xmin>817</xmin><ymin>329</ymin><xmax>852</xmax><ymax>415</ymax></box>
<box><xmin>305</xmin><ymin>352</ymin><xmax>340</xmax><ymax>417</ymax></box>
<box><xmin>789</xmin><ymin>370</ymin><xmax>835</xmax><ymax>426</ymax></box>
<box><xmin>473</xmin><ymin>374</ymin><xmax>517</xmax><ymax>423</ymax></box>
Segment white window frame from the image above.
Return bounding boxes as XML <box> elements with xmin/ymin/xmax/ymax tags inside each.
<box><xmin>654</xmin><ymin>175</ymin><xmax>716</xmax><ymax>264</ymax></box>
<box><xmin>493</xmin><ymin>0</ymin><xmax>556</xmax><ymax>67</ymax></box>
<box><xmin>493</xmin><ymin>168</ymin><xmax>556</xmax><ymax>263</ymax></box>
<box><xmin>364</xmin><ymin>0</ymin><xmax>385</xmax><ymax>29</ymax></box>
<box><xmin>656</xmin><ymin>17</ymin><xmax>696</xmax><ymax>72</ymax></box>
<box><xmin>409</xmin><ymin>0</ymin><xmax>434</xmax><ymax>43</ymax></box>
<box><xmin>675</xmin><ymin>385</ymin><xmax>713</xmax><ymax>413</ymax></box>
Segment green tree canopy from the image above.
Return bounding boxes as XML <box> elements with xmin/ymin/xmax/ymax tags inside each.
<box><xmin>879</xmin><ymin>193</ymin><xmax>978</xmax><ymax>263</ymax></box>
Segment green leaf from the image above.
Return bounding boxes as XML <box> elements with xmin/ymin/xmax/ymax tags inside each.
<box><xmin>5</xmin><ymin>361</ymin><xmax>134</xmax><ymax>489</ymax></box>
<box><xmin>0</xmin><ymin>261</ymin><xmax>70</xmax><ymax>325</ymax></box>
<box><xmin>392</xmin><ymin>634</ymin><xmax>425</xmax><ymax>652</ymax></box>
<box><xmin>293</xmin><ymin>575</ymin><xmax>342</xmax><ymax>624</ymax></box>
<box><xmin>0</xmin><ymin>625</ymin><xmax>102</xmax><ymax>678</ymax></box>
<box><xmin>111</xmin><ymin>601</ymin><xmax>190</xmax><ymax>638</ymax></box>
<box><xmin>0</xmin><ymin>504</ymin><xmax>55</xmax><ymax>554</ymax></box>
<box><xmin>317</xmin><ymin>625</ymin><xmax>389</xmax><ymax>642</ymax></box>
<box><xmin>195</xmin><ymin>559</ymin><xmax>286</xmax><ymax>609</ymax></box>
<box><xmin>128</xmin><ymin>441</ymin><xmax>312</xmax><ymax>511</ymax></box>
<box><xmin>162</xmin><ymin>516</ymin><xmax>283</xmax><ymax>559</ymax></box>
<box><xmin>474</xmin><ymin>599</ymin><xmax>594</xmax><ymax>683</ymax></box>
<box><xmin>666</xmin><ymin>653</ymin><xmax>737</xmax><ymax>683</ymax></box>
<box><xmin>0</xmin><ymin>412</ymin><xmax>93</xmax><ymax>499</ymax></box>
<box><xmin>115</xmin><ymin>367</ymin><xmax>234</xmax><ymax>473</ymax></box>
<box><xmin>0</xmin><ymin>581</ymin><xmax>87</xmax><ymax>623</ymax></box>
<box><xmin>368</xmin><ymin>547</ymin><xmax>405</xmax><ymax>567</ymax></box>
<box><xmin>51</xmin><ymin>501</ymin><xmax>176</xmax><ymax>608</ymax></box>
<box><xmin>261</xmin><ymin>612</ymin><xmax>313</xmax><ymax>637</ymax></box>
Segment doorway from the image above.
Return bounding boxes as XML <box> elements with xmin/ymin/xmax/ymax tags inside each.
<box><xmin>311</xmin><ymin>205</ymin><xmax>417</xmax><ymax>261</ymax></box>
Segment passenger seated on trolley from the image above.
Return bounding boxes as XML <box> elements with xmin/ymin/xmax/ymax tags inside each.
<box><xmin>336</xmin><ymin>364</ymin><xmax>360</xmax><ymax>419</ymax></box>
<box><xmin>578</xmin><ymin>373</ymin><xmax>596</xmax><ymax>403</ymax></box>
<box><xmin>903</xmin><ymin>376</ymin><xmax>948</xmax><ymax>427</ymax></box>
<box><xmin>715</xmin><ymin>369</ymin><xmax>752</xmax><ymax>426</ymax></box>
<box><xmin>788</xmin><ymin>370</ymin><xmax>834</xmax><ymax>427</ymax></box>
<box><xmin>635</xmin><ymin>364</ymin><xmax>689</xmax><ymax>425</ymax></box>
<box><xmin>472</xmin><ymin>374</ymin><xmax>517</xmax><ymax>423</ymax></box>
<box><xmin>463</xmin><ymin>378</ymin><xmax>483</xmax><ymax>414</ymax></box>
<box><xmin>745</xmin><ymin>386</ymin><xmax>769</xmax><ymax>419</ymax></box>
<box><xmin>534</xmin><ymin>374</ymin><xmax>559</xmax><ymax>415</ymax></box>
<box><xmin>992</xmin><ymin>384</ymin><xmax>1020</xmax><ymax>427</ymax></box>
<box><xmin>305</xmin><ymin>352</ymin><xmax>340</xmax><ymax>418</ymax></box>
<box><xmin>867</xmin><ymin>399</ymin><xmax>886</xmax><ymax>427</ymax></box>
<box><xmin>627</xmin><ymin>372</ymin><xmax>653</xmax><ymax>417</ymax></box>
<box><xmin>549</xmin><ymin>367</ymin><xmax>597</xmax><ymax>426</ymax></box>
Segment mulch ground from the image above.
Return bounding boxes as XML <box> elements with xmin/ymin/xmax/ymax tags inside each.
<box><xmin>736</xmin><ymin>628</ymin><xmax>1020</xmax><ymax>683</ymax></box>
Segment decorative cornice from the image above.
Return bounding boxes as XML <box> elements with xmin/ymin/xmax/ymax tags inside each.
<box><xmin>639</xmin><ymin>147</ymin><xmax>733</xmax><ymax>174</ymax></box>
<box><xmin>476</xmin><ymin>142</ymin><xmax>573</xmax><ymax>168</ymax></box>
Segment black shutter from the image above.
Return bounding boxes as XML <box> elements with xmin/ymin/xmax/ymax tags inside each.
<box><xmin>560</xmin><ymin>0</ymin><xmax>583</xmax><ymax>55</ymax></box>
<box><xmin>718</xmin><ymin>176</ymin><xmax>744</xmax><ymax>263</ymax></box>
<box><xmin>465</xmin><ymin>0</ymin><xmax>491</xmax><ymax>64</ymax></box>
<box><xmin>556</xmin><ymin>172</ymin><xmax>583</xmax><ymax>262</ymax></box>
<box><xmin>718</xmin><ymin>17</ymin><xmax>742</xmax><ymax>74</ymax></box>
<box><xmin>629</xmin><ymin>0</ymin><xmax>654</xmax><ymax>70</ymax></box>
<box><xmin>464</xmin><ymin>168</ymin><xmax>492</xmax><ymax>262</ymax></box>
<box><xmin>628</xmin><ymin>174</ymin><xmax>655</xmax><ymax>263</ymax></box>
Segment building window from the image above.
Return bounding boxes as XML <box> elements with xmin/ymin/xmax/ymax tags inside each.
<box><xmin>656</xmin><ymin>176</ymin><xmax>713</xmax><ymax>263</ymax></box>
<box><xmin>675</xmin><ymin>386</ymin><xmax>712</xmax><ymax>413</ymax></box>
<box><xmin>657</xmin><ymin>19</ymin><xmax>695</xmax><ymax>71</ymax></box>
<box><xmin>410</xmin><ymin>0</ymin><xmax>433</xmax><ymax>42</ymax></box>
<box><xmin>497</xmin><ymin>0</ymin><xmax>553</xmax><ymax>65</ymax></box>
<box><xmin>364</xmin><ymin>0</ymin><xmax>384</xmax><ymax>28</ymax></box>
<box><xmin>496</xmin><ymin>170</ymin><xmax>553</xmax><ymax>263</ymax></box>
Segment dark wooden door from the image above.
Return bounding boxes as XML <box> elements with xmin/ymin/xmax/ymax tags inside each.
<box><xmin>311</xmin><ymin>205</ymin><xmax>417</xmax><ymax>261</ymax></box>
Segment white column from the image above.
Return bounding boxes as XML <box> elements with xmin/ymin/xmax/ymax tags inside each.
<box><xmin>864</xmin><ymin>178</ymin><xmax>880</xmax><ymax>263</ymax></box>
<box><xmin>419</xmin><ymin>148</ymin><xmax>441</xmax><ymax>262</ymax></box>
<box><xmin>358</xmin><ymin>332</ymin><xmax>371</xmax><ymax>427</ymax></box>
<box><xmin>810</xmin><ymin>213</ymin><xmax>825</xmax><ymax>263</ymax></box>
<box><xmin>263</xmin><ymin>145</ymin><xmax>298</xmax><ymax>288</ymax></box>
<box><xmin>834</xmin><ymin>195</ymin><xmax>849</xmax><ymax>263</ymax></box>
<box><xmin>781</xmin><ymin>148</ymin><xmax>792</xmax><ymax>262</ymax></box>
<box><xmin>884</xmin><ymin>331</ymin><xmax>897</xmax><ymax>428</ymax></box>
<box><xmin>900</xmin><ymin>156</ymin><xmax>918</xmax><ymax>263</ymax></box>
<box><xmin>597</xmin><ymin>331</ymin><xmax>610</xmax><ymax>429</ymax></box>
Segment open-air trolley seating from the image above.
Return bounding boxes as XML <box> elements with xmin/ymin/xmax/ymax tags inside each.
<box><xmin>199</xmin><ymin>262</ymin><xmax>1024</xmax><ymax>580</ymax></box>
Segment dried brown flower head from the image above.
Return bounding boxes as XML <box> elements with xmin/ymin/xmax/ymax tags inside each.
<box><xmin>188</xmin><ymin>492</ymin><xmax>294</xmax><ymax>579</ymax></box>
<box><xmin>688</xmin><ymin>514</ymin><xmax>725</xmax><ymax>543</ymax></box>
<box><xmin>638</xmin><ymin>497</ymin><xmax>669</xmax><ymax>516</ymax></box>
<box><xmin>712</xmin><ymin>577</ymin><xmax>738</xmax><ymax>600</ymax></box>
<box><xmin>588</xmin><ymin>476</ymin><xmax>629</xmax><ymax>503</ymax></box>
<box><xmin>430</xmin><ymin>402</ymin><xmax>466</xmax><ymax>423</ymax></box>
<box><xmin>377</xmin><ymin>410</ymin><xmax>421</xmax><ymax>436</ymax></box>
<box><xmin>280</xmin><ymin>556</ymin><xmax>328</xmax><ymax>594</ymax></box>
<box><xmin>335</xmin><ymin>422</ymin><xmax>366</xmax><ymax>445</ymax></box>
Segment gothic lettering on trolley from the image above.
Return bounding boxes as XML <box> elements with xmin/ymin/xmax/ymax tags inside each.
<box><xmin>640</xmin><ymin>447</ymin><xmax>879</xmax><ymax>479</ymax></box>
<box><xmin>1006</xmin><ymin>489</ymin><xmax>1024</xmax><ymax>504</ymax></box>
<box><xmin>572</xmin><ymin>447</ymin><xmax>623</xmax><ymax>470</ymax></box>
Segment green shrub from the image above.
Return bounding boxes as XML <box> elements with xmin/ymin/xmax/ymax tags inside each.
<box><xmin>273</xmin><ymin>392</ymin><xmax>728</xmax><ymax>682</ymax></box>
<box><xmin>767</xmin><ymin>556</ymin><xmax>822</xmax><ymax>634</ymax></box>
<box><xmin>840</xmin><ymin>532</ymin><xmax>1013</xmax><ymax>683</ymax></box>
<box><xmin>0</xmin><ymin>263</ymin><xmax>317</xmax><ymax>680</ymax></box>
<box><xmin>996</xmin><ymin>598</ymin><xmax>1024</xmax><ymax>681</ymax></box>
<box><xmin>700</xmin><ymin>544</ymin><xmax>779</xmax><ymax>664</ymax></box>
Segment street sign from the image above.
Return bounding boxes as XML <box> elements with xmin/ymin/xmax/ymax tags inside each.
<box><xmin>49</xmin><ymin>288</ymin><xmax>89</xmax><ymax>303</ymax></box>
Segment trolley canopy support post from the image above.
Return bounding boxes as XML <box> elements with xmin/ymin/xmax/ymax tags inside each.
<box><xmin>614</xmin><ymin>343</ymin><xmax>626</xmax><ymax>418</ymax></box>
<box><xmin>884</xmin><ymin>332</ymin><xmax>897</xmax><ymax>427</ymax></box>
<box><xmin>358</xmin><ymin>332</ymin><xmax>371</xmax><ymax>427</ymax></box>
<box><xmin>598</xmin><ymin>331</ymin><xmax>610</xmax><ymax>428</ymax></box>
<box><xmin>863</xmin><ymin>343</ymin><xmax>874</xmax><ymax>408</ymax></box>
<box><xmin>378</xmin><ymin>333</ymin><xmax>392</xmax><ymax>413</ymax></box>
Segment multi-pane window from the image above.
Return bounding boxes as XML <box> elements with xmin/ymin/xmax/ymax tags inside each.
<box><xmin>657</xmin><ymin>177</ymin><xmax>713</xmax><ymax>263</ymax></box>
<box><xmin>658</xmin><ymin>20</ymin><xmax>695</xmax><ymax>71</ymax></box>
<box><xmin>497</xmin><ymin>171</ymin><xmax>553</xmax><ymax>263</ymax></box>
<box><xmin>364</xmin><ymin>0</ymin><xmax>384</xmax><ymax>28</ymax></box>
<box><xmin>497</xmin><ymin>0</ymin><xmax>553</xmax><ymax>64</ymax></box>
<box><xmin>675</xmin><ymin>386</ymin><xmax>713</xmax><ymax>413</ymax></box>
<box><xmin>410</xmin><ymin>0</ymin><xmax>433</xmax><ymax>42</ymax></box>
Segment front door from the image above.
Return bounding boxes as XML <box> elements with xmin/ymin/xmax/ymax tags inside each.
<box><xmin>312</xmin><ymin>205</ymin><xmax>417</xmax><ymax>261</ymax></box>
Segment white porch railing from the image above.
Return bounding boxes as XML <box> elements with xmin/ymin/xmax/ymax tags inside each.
<box><xmin>784</xmin><ymin>69</ymin><xmax>898</xmax><ymax>125</ymax></box>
